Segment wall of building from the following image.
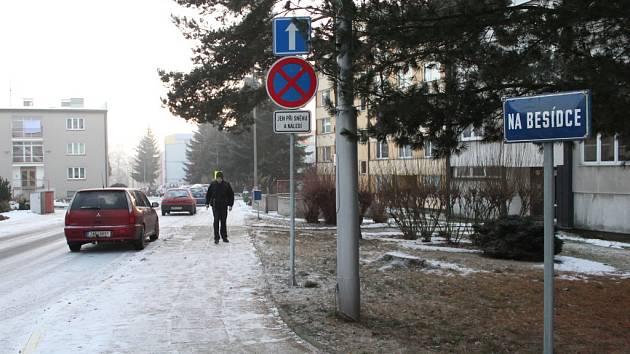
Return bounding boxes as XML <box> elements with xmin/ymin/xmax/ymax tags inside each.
<box><xmin>164</xmin><ymin>134</ymin><xmax>192</xmax><ymax>185</ymax></box>
<box><xmin>0</xmin><ymin>108</ymin><xmax>108</xmax><ymax>200</ymax></box>
<box><xmin>572</xmin><ymin>146</ymin><xmax>630</xmax><ymax>234</ymax></box>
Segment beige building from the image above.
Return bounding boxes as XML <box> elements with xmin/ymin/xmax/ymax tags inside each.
<box><xmin>0</xmin><ymin>99</ymin><xmax>108</xmax><ymax>199</ymax></box>
<box><xmin>314</xmin><ymin>68</ymin><xmax>446</xmax><ymax>189</ymax></box>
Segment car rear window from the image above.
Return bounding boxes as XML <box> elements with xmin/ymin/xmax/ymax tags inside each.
<box><xmin>166</xmin><ymin>190</ymin><xmax>189</xmax><ymax>198</ymax></box>
<box><xmin>71</xmin><ymin>191</ymin><xmax>129</xmax><ymax>210</ymax></box>
<box><xmin>190</xmin><ymin>188</ymin><xmax>204</xmax><ymax>198</ymax></box>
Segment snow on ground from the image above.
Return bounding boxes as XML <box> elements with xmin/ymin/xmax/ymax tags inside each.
<box><xmin>531</xmin><ymin>255</ymin><xmax>630</xmax><ymax>279</ymax></box>
<box><xmin>549</xmin><ymin>256</ymin><xmax>630</xmax><ymax>278</ymax></box>
<box><xmin>557</xmin><ymin>231</ymin><xmax>630</xmax><ymax>250</ymax></box>
<box><xmin>0</xmin><ymin>201</ymin><xmax>312</xmax><ymax>353</ymax></box>
<box><xmin>424</xmin><ymin>259</ymin><xmax>486</xmax><ymax>276</ymax></box>
<box><xmin>375</xmin><ymin>251</ymin><xmax>483</xmax><ymax>276</ymax></box>
<box><xmin>0</xmin><ymin>209</ymin><xmax>65</xmax><ymax>238</ymax></box>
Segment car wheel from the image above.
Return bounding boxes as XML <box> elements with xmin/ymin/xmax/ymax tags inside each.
<box><xmin>161</xmin><ymin>210</ymin><xmax>166</xmax><ymax>216</ymax></box>
<box><xmin>133</xmin><ymin>226</ymin><xmax>146</xmax><ymax>251</ymax></box>
<box><xmin>150</xmin><ymin>222</ymin><xmax>159</xmax><ymax>241</ymax></box>
<box><xmin>68</xmin><ymin>243</ymin><xmax>82</xmax><ymax>252</ymax></box>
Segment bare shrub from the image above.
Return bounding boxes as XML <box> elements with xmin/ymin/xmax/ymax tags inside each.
<box><xmin>378</xmin><ymin>173</ymin><xmax>442</xmax><ymax>241</ymax></box>
<box><xmin>358</xmin><ymin>189</ymin><xmax>373</xmax><ymax>225</ymax></box>
<box><xmin>300</xmin><ymin>167</ymin><xmax>321</xmax><ymax>224</ymax></box>
<box><xmin>318</xmin><ymin>172</ymin><xmax>337</xmax><ymax>225</ymax></box>
<box><xmin>437</xmin><ymin>179</ymin><xmax>470</xmax><ymax>244</ymax></box>
<box><xmin>369</xmin><ymin>194</ymin><xmax>388</xmax><ymax>223</ymax></box>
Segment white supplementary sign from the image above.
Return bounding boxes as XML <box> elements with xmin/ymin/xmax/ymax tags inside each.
<box><xmin>273</xmin><ymin>110</ymin><xmax>311</xmax><ymax>133</ymax></box>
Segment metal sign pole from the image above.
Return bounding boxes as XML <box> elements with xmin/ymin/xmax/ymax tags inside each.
<box><xmin>543</xmin><ymin>142</ymin><xmax>555</xmax><ymax>354</ymax></box>
<box><xmin>289</xmin><ymin>133</ymin><xmax>296</xmax><ymax>286</ymax></box>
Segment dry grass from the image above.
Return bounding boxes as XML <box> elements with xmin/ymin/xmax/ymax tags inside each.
<box><xmin>251</xmin><ymin>227</ymin><xmax>630</xmax><ymax>354</ymax></box>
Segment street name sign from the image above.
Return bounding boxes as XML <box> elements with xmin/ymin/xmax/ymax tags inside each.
<box><xmin>273</xmin><ymin>17</ymin><xmax>311</xmax><ymax>56</ymax></box>
<box><xmin>274</xmin><ymin>110</ymin><xmax>311</xmax><ymax>133</ymax></box>
<box><xmin>504</xmin><ymin>90</ymin><xmax>591</xmax><ymax>143</ymax></box>
<box><xmin>266</xmin><ymin>56</ymin><xmax>317</xmax><ymax>109</ymax></box>
<box><xmin>503</xmin><ymin>89</ymin><xmax>591</xmax><ymax>354</ymax></box>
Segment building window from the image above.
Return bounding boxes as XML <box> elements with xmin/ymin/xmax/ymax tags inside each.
<box><xmin>319</xmin><ymin>146</ymin><xmax>334</xmax><ymax>162</ymax></box>
<box><xmin>320</xmin><ymin>117</ymin><xmax>333</xmax><ymax>134</ymax></box>
<box><xmin>398</xmin><ymin>68</ymin><xmax>415</xmax><ymax>89</ymax></box>
<box><xmin>66</xmin><ymin>143</ymin><xmax>86</xmax><ymax>155</ymax></box>
<box><xmin>12</xmin><ymin>118</ymin><xmax>42</xmax><ymax>138</ymax></box>
<box><xmin>582</xmin><ymin>134</ymin><xmax>629</xmax><ymax>164</ymax></box>
<box><xmin>68</xmin><ymin>167</ymin><xmax>86</xmax><ymax>179</ymax></box>
<box><xmin>422</xmin><ymin>175</ymin><xmax>441</xmax><ymax>187</ymax></box>
<box><xmin>453</xmin><ymin>166</ymin><xmax>499</xmax><ymax>178</ymax></box>
<box><xmin>360</xmin><ymin>160</ymin><xmax>368</xmax><ymax>174</ymax></box>
<box><xmin>66</xmin><ymin>117</ymin><xmax>85</xmax><ymax>130</ymax></box>
<box><xmin>423</xmin><ymin>62</ymin><xmax>440</xmax><ymax>82</ymax></box>
<box><xmin>461</xmin><ymin>125</ymin><xmax>484</xmax><ymax>141</ymax></box>
<box><xmin>320</xmin><ymin>89</ymin><xmax>332</xmax><ymax>107</ymax></box>
<box><xmin>359</xmin><ymin>97</ymin><xmax>367</xmax><ymax>111</ymax></box>
<box><xmin>377</xmin><ymin>140</ymin><xmax>389</xmax><ymax>159</ymax></box>
<box><xmin>12</xmin><ymin>141</ymin><xmax>43</xmax><ymax>163</ymax></box>
<box><xmin>398</xmin><ymin>144</ymin><xmax>412</xmax><ymax>159</ymax></box>
<box><xmin>423</xmin><ymin>141</ymin><xmax>433</xmax><ymax>158</ymax></box>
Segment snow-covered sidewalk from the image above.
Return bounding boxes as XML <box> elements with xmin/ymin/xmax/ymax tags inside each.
<box><xmin>0</xmin><ymin>209</ymin><xmax>66</xmax><ymax>238</ymax></box>
<box><xmin>1</xmin><ymin>202</ymin><xmax>314</xmax><ymax>353</ymax></box>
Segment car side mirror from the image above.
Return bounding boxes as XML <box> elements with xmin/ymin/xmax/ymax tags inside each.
<box><xmin>151</xmin><ymin>202</ymin><xmax>159</xmax><ymax>208</ymax></box>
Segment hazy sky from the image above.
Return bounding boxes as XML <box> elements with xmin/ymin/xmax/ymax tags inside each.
<box><xmin>0</xmin><ymin>0</ymin><xmax>198</xmax><ymax>152</ymax></box>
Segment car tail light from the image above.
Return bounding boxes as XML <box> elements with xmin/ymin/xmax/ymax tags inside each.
<box><xmin>129</xmin><ymin>210</ymin><xmax>136</xmax><ymax>225</ymax></box>
<box><xmin>65</xmin><ymin>210</ymin><xmax>71</xmax><ymax>225</ymax></box>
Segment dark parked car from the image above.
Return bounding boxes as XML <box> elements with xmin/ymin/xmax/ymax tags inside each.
<box><xmin>189</xmin><ymin>185</ymin><xmax>208</xmax><ymax>206</ymax></box>
<box><xmin>64</xmin><ymin>188</ymin><xmax>159</xmax><ymax>252</ymax></box>
<box><xmin>161</xmin><ymin>188</ymin><xmax>196</xmax><ymax>215</ymax></box>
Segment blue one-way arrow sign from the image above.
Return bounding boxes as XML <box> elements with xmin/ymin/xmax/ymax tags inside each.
<box><xmin>273</xmin><ymin>17</ymin><xmax>310</xmax><ymax>56</ymax></box>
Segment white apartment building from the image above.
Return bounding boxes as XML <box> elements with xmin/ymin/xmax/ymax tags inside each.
<box><xmin>0</xmin><ymin>99</ymin><xmax>108</xmax><ymax>199</ymax></box>
<box><xmin>164</xmin><ymin>133</ymin><xmax>192</xmax><ymax>186</ymax></box>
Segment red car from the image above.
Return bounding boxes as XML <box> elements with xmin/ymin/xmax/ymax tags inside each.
<box><xmin>64</xmin><ymin>188</ymin><xmax>159</xmax><ymax>252</ymax></box>
<box><xmin>161</xmin><ymin>188</ymin><xmax>197</xmax><ymax>215</ymax></box>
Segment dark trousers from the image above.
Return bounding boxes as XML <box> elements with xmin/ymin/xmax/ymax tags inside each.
<box><xmin>212</xmin><ymin>206</ymin><xmax>228</xmax><ymax>241</ymax></box>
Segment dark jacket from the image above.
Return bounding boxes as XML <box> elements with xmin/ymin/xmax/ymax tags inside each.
<box><xmin>205</xmin><ymin>180</ymin><xmax>234</xmax><ymax>208</ymax></box>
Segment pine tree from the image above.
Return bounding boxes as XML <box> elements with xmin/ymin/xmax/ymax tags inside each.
<box><xmin>132</xmin><ymin>128</ymin><xmax>161</xmax><ymax>186</ymax></box>
<box><xmin>357</xmin><ymin>0</ymin><xmax>630</xmax><ymax>152</ymax></box>
<box><xmin>160</xmin><ymin>0</ymin><xmax>629</xmax><ymax>151</ymax></box>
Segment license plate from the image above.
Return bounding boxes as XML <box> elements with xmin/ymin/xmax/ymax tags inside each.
<box><xmin>171</xmin><ymin>206</ymin><xmax>182</xmax><ymax>210</ymax></box>
<box><xmin>86</xmin><ymin>231</ymin><xmax>111</xmax><ymax>237</ymax></box>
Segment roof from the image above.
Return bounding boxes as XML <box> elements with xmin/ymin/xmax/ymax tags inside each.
<box><xmin>0</xmin><ymin>107</ymin><xmax>107</xmax><ymax>114</ymax></box>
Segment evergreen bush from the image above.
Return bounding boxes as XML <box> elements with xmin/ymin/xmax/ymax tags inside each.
<box><xmin>471</xmin><ymin>216</ymin><xmax>563</xmax><ymax>261</ymax></box>
<box><xmin>0</xmin><ymin>176</ymin><xmax>10</xmax><ymax>202</ymax></box>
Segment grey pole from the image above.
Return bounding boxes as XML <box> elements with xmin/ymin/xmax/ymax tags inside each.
<box><xmin>543</xmin><ymin>142</ymin><xmax>555</xmax><ymax>354</ymax></box>
<box><xmin>253</xmin><ymin>69</ymin><xmax>258</xmax><ymax>191</ymax></box>
<box><xmin>289</xmin><ymin>133</ymin><xmax>297</xmax><ymax>286</ymax></box>
<box><xmin>335</xmin><ymin>0</ymin><xmax>360</xmax><ymax>321</ymax></box>
<box><xmin>253</xmin><ymin>105</ymin><xmax>258</xmax><ymax>190</ymax></box>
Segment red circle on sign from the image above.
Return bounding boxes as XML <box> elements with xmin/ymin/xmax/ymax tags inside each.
<box><xmin>266</xmin><ymin>56</ymin><xmax>318</xmax><ymax>109</ymax></box>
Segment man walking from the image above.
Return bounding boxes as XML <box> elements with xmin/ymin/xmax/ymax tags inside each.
<box><xmin>205</xmin><ymin>171</ymin><xmax>235</xmax><ymax>244</ymax></box>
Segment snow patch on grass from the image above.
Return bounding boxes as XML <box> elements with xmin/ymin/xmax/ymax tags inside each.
<box><xmin>540</xmin><ymin>256</ymin><xmax>630</xmax><ymax>279</ymax></box>
<box><xmin>425</xmin><ymin>260</ymin><xmax>485</xmax><ymax>277</ymax></box>
<box><xmin>557</xmin><ymin>232</ymin><xmax>630</xmax><ymax>250</ymax></box>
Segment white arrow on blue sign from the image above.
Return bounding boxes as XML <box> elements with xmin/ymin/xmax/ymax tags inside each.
<box><xmin>503</xmin><ymin>90</ymin><xmax>591</xmax><ymax>143</ymax></box>
<box><xmin>273</xmin><ymin>17</ymin><xmax>311</xmax><ymax>56</ymax></box>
